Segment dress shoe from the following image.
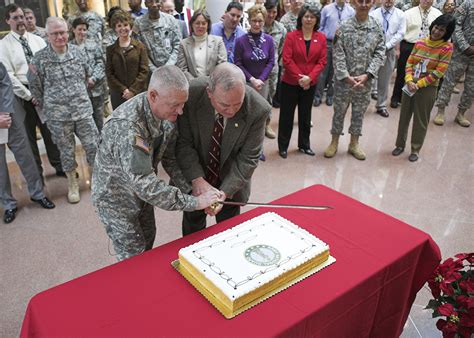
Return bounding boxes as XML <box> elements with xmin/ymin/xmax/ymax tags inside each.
<box><xmin>4</xmin><ymin>208</ymin><xmax>17</xmax><ymax>224</ymax></box>
<box><xmin>371</xmin><ymin>93</ymin><xmax>378</xmax><ymax>100</ymax></box>
<box><xmin>278</xmin><ymin>150</ymin><xmax>287</xmax><ymax>159</ymax></box>
<box><xmin>326</xmin><ymin>97</ymin><xmax>333</xmax><ymax>106</ymax></box>
<box><xmin>272</xmin><ymin>101</ymin><xmax>280</xmax><ymax>108</ymax></box>
<box><xmin>259</xmin><ymin>153</ymin><xmax>266</xmax><ymax>161</ymax></box>
<box><xmin>408</xmin><ymin>153</ymin><xmax>419</xmax><ymax>162</ymax></box>
<box><xmin>390</xmin><ymin>100</ymin><xmax>400</xmax><ymax>108</ymax></box>
<box><xmin>313</xmin><ymin>98</ymin><xmax>321</xmax><ymax>107</ymax></box>
<box><xmin>299</xmin><ymin>148</ymin><xmax>315</xmax><ymax>156</ymax></box>
<box><xmin>376</xmin><ymin>108</ymin><xmax>389</xmax><ymax>118</ymax></box>
<box><xmin>392</xmin><ymin>147</ymin><xmax>404</xmax><ymax>156</ymax></box>
<box><xmin>31</xmin><ymin>197</ymin><xmax>55</xmax><ymax>209</ymax></box>
<box><xmin>56</xmin><ymin>170</ymin><xmax>67</xmax><ymax>178</ymax></box>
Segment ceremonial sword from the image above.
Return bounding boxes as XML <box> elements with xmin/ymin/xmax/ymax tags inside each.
<box><xmin>213</xmin><ymin>201</ymin><xmax>333</xmax><ymax>210</ymax></box>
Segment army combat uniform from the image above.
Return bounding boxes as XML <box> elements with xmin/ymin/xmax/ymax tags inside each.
<box><xmin>68</xmin><ymin>10</ymin><xmax>105</xmax><ymax>43</ymax></box>
<box><xmin>280</xmin><ymin>11</ymin><xmax>298</xmax><ymax>33</ymax></box>
<box><xmin>134</xmin><ymin>12</ymin><xmax>182</xmax><ymax>72</ymax></box>
<box><xmin>330</xmin><ymin>16</ymin><xmax>385</xmax><ymax>137</ymax></box>
<box><xmin>28</xmin><ymin>44</ymin><xmax>98</xmax><ymax>173</ymax></box>
<box><xmin>264</xmin><ymin>20</ymin><xmax>287</xmax><ymax>105</ymax></box>
<box><xmin>71</xmin><ymin>39</ymin><xmax>106</xmax><ymax>131</ymax></box>
<box><xmin>434</xmin><ymin>0</ymin><xmax>473</xmax><ymax>126</ymax></box>
<box><xmin>91</xmin><ymin>93</ymin><xmax>197</xmax><ymax>261</ymax></box>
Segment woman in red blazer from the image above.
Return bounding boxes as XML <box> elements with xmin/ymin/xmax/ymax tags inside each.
<box><xmin>277</xmin><ymin>4</ymin><xmax>327</xmax><ymax>158</ymax></box>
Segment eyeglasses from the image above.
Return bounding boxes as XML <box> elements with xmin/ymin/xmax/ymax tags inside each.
<box><xmin>48</xmin><ymin>31</ymin><xmax>68</xmax><ymax>38</ymax></box>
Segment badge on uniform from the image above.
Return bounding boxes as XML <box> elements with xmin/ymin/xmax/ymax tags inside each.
<box><xmin>133</xmin><ymin>135</ymin><xmax>151</xmax><ymax>154</ymax></box>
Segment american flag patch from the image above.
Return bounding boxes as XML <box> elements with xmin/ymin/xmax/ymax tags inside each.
<box><xmin>134</xmin><ymin>135</ymin><xmax>150</xmax><ymax>154</ymax></box>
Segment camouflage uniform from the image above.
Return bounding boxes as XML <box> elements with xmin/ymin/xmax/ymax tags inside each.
<box><xmin>68</xmin><ymin>10</ymin><xmax>105</xmax><ymax>43</ymax></box>
<box><xmin>28</xmin><ymin>44</ymin><xmax>99</xmax><ymax>172</ymax></box>
<box><xmin>91</xmin><ymin>93</ymin><xmax>197</xmax><ymax>261</ymax></box>
<box><xmin>31</xmin><ymin>26</ymin><xmax>47</xmax><ymax>40</ymax></box>
<box><xmin>71</xmin><ymin>39</ymin><xmax>106</xmax><ymax>131</ymax></box>
<box><xmin>102</xmin><ymin>29</ymin><xmax>118</xmax><ymax>52</ymax></box>
<box><xmin>305</xmin><ymin>0</ymin><xmax>322</xmax><ymax>10</ymax></box>
<box><xmin>330</xmin><ymin>16</ymin><xmax>385</xmax><ymax>136</ymax></box>
<box><xmin>264</xmin><ymin>20</ymin><xmax>287</xmax><ymax>104</ymax></box>
<box><xmin>395</xmin><ymin>0</ymin><xmax>412</xmax><ymax>10</ymax></box>
<box><xmin>280</xmin><ymin>11</ymin><xmax>298</xmax><ymax>33</ymax></box>
<box><xmin>134</xmin><ymin>13</ymin><xmax>182</xmax><ymax>72</ymax></box>
<box><xmin>435</xmin><ymin>0</ymin><xmax>474</xmax><ymax>114</ymax></box>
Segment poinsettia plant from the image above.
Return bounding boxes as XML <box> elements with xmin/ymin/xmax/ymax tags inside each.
<box><xmin>425</xmin><ymin>253</ymin><xmax>474</xmax><ymax>338</ymax></box>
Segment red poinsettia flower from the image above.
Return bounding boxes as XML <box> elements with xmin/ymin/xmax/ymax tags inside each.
<box><xmin>430</xmin><ymin>258</ymin><xmax>463</xmax><ymax>297</ymax></box>
<box><xmin>459</xmin><ymin>306</ymin><xmax>474</xmax><ymax>327</ymax></box>
<box><xmin>459</xmin><ymin>279</ymin><xmax>474</xmax><ymax>294</ymax></box>
<box><xmin>455</xmin><ymin>252</ymin><xmax>474</xmax><ymax>264</ymax></box>
<box><xmin>438</xmin><ymin>303</ymin><xmax>457</xmax><ymax>317</ymax></box>
<box><xmin>436</xmin><ymin>318</ymin><xmax>458</xmax><ymax>338</ymax></box>
<box><xmin>457</xmin><ymin>295</ymin><xmax>474</xmax><ymax>311</ymax></box>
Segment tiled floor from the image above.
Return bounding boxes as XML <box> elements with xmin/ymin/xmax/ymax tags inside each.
<box><xmin>0</xmin><ymin>84</ymin><xmax>472</xmax><ymax>337</ymax></box>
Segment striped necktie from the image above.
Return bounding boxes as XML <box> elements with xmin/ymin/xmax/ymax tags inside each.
<box><xmin>19</xmin><ymin>35</ymin><xmax>34</xmax><ymax>64</ymax></box>
<box><xmin>205</xmin><ymin>114</ymin><xmax>224</xmax><ymax>187</ymax></box>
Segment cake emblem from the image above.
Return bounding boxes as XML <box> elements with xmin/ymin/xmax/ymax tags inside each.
<box><xmin>244</xmin><ymin>245</ymin><xmax>281</xmax><ymax>266</ymax></box>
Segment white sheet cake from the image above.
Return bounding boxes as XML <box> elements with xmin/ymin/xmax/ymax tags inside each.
<box><xmin>178</xmin><ymin>212</ymin><xmax>330</xmax><ymax>317</ymax></box>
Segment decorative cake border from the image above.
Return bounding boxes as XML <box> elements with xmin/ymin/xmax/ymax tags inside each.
<box><xmin>172</xmin><ymin>255</ymin><xmax>336</xmax><ymax>319</ymax></box>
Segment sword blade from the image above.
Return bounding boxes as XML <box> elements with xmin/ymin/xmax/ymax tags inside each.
<box><xmin>218</xmin><ymin>201</ymin><xmax>332</xmax><ymax>210</ymax></box>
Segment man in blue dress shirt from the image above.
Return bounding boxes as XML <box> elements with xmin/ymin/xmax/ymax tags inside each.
<box><xmin>370</xmin><ymin>0</ymin><xmax>406</xmax><ymax>117</ymax></box>
<box><xmin>210</xmin><ymin>2</ymin><xmax>246</xmax><ymax>63</ymax></box>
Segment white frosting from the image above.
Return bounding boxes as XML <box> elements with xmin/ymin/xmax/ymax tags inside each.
<box><xmin>179</xmin><ymin>212</ymin><xmax>329</xmax><ymax>301</ymax></box>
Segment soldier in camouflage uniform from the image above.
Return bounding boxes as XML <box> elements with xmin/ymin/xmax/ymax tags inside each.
<box><xmin>28</xmin><ymin>17</ymin><xmax>99</xmax><ymax>204</ymax></box>
<box><xmin>434</xmin><ymin>0</ymin><xmax>473</xmax><ymax>127</ymax></box>
<box><xmin>24</xmin><ymin>8</ymin><xmax>47</xmax><ymax>41</ymax></box>
<box><xmin>264</xmin><ymin>1</ymin><xmax>287</xmax><ymax>138</ymax></box>
<box><xmin>71</xmin><ymin>17</ymin><xmax>106</xmax><ymax>132</ymax></box>
<box><xmin>91</xmin><ymin>66</ymin><xmax>220</xmax><ymax>261</ymax></box>
<box><xmin>67</xmin><ymin>0</ymin><xmax>105</xmax><ymax>43</ymax></box>
<box><xmin>280</xmin><ymin>0</ymin><xmax>305</xmax><ymax>32</ymax></box>
<box><xmin>134</xmin><ymin>0</ymin><xmax>182</xmax><ymax>72</ymax></box>
<box><xmin>324</xmin><ymin>0</ymin><xmax>385</xmax><ymax>160</ymax></box>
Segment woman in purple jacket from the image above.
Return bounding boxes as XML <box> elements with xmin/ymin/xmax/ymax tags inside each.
<box><xmin>234</xmin><ymin>4</ymin><xmax>275</xmax><ymax>161</ymax></box>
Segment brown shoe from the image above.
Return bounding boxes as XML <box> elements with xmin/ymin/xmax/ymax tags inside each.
<box><xmin>376</xmin><ymin>108</ymin><xmax>389</xmax><ymax>118</ymax></box>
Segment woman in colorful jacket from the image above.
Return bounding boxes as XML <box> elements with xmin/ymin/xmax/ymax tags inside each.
<box><xmin>392</xmin><ymin>14</ymin><xmax>454</xmax><ymax>162</ymax></box>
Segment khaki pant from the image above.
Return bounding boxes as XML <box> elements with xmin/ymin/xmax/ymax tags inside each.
<box><xmin>395</xmin><ymin>86</ymin><xmax>437</xmax><ymax>153</ymax></box>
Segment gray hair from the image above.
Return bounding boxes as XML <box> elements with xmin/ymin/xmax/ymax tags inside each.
<box><xmin>208</xmin><ymin>63</ymin><xmax>246</xmax><ymax>92</ymax></box>
<box><xmin>45</xmin><ymin>16</ymin><xmax>68</xmax><ymax>33</ymax></box>
<box><xmin>149</xmin><ymin>65</ymin><xmax>189</xmax><ymax>94</ymax></box>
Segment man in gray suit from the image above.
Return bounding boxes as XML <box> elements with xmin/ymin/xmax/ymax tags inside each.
<box><xmin>0</xmin><ymin>62</ymin><xmax>54</xmax><ymax>224</ymax></box>
<box><xmin>177</xmin><ymin>63</ymin><xmax>271</xmax><ymax>236</ymax></box>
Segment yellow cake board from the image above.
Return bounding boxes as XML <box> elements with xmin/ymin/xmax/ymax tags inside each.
<box><xmin>171</xmin><ymin>256</ymin><xmax>336</xmax><ymax>319</ymax></box>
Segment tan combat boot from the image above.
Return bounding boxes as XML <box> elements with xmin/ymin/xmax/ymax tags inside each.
<box><xmin>66</xmin><ymin>170</ymin><xmax>80</xmax><ymax>203</ymax></box>
<box><xmin>455</xmin><ymin>110</ymin><xmax>471</xmax><ymax>127</ymax></box>
<box><xmin>265</xmin><ymin>118</ymin><xmax>276</xmax><ymax>139</ymax></box>
<box><xmin>348</xmin><ymin>134</ymin><xmax>366</xmax><ymax>160</ymax></box>
<box><xmin>324</xmin><ymin>134</ymin><xmax>339</xmax><ymax>158</ymax></box>
<box><xmin>433</xmin><ymin>107</ymin><xmax>445</xmax><ymax>126</ymax></box>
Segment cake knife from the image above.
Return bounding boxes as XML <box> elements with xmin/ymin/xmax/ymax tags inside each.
<box><xmin>214</xmin><ymin>201</ymin><xmax>332</xmax><ymax>210</ymax></box>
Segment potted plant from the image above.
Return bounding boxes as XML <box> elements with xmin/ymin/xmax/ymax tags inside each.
<box><xmin>425</xmin><ymin>252</ymin><xmax>474</xmax><ymax>338</ymax></box>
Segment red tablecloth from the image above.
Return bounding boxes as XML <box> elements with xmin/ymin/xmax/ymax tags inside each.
<box><xmin>20</xmin><ymin>185</ymin><xmax>440</xmax><ymax>337</ymax></box>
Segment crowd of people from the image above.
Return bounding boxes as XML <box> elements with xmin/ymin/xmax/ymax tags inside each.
<box><xmin>0</xmin><ymin>0</ymin><xmax>472</xmax><ymax>261</ymax></box>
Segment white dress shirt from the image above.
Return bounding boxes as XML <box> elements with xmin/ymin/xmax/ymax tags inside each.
<box><xmin>403</xmin><ymin>6</ymin><xmax>442</xmax><ymax>43</ymax></box>
<box><xmin>370</xmin><ymin>6</ymin><xmax>406</xmax><ymax>50</ymax></box>
<box><xmin>0</xmin><ymin>31</ymin><xmax>47</xmax><ymax>101</ymax></box>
